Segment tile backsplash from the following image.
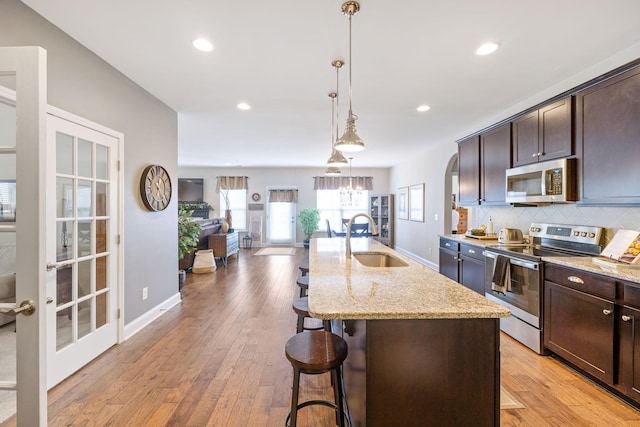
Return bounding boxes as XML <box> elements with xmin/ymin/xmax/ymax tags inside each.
<box><xmin>469</xmin><ymin>204</ymin><xmax>640</xmax><ymax>245</ymax></box>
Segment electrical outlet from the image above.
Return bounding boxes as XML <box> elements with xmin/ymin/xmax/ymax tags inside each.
<box><xmin>142</xmin><ymin>287</ymin><xmax>148</xmax><ymax>300</ymax></box>
<box><xmin>428</xmin><ymin>248</ymin><xmax>432</xmax><ymax>255</ymax></box>
<box><xmin>434</xmin><ymin>214</ymin><xmax>438</xmax><ymax>221</ymax></box>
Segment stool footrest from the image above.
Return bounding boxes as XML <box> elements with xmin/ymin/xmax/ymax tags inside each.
<box><xmin>285</xmin><ymin>400</ymin><xmax>341</xmax><ymax>427</ymax></box>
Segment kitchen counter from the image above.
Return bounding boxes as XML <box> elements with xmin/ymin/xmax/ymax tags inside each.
<box><xmin>543</xmin><ymin>256</ymin><xmax>640</xmax><ymax>284</ymax></box>
<box><xmin>308</xmin><ymin>237</ymin><xmax>509</xmax><ymax>320</ymax></box>
<box><xmin>307</xmin><ymin>237</ymin><xmax>507</xmax><ymax>427</ymax></box>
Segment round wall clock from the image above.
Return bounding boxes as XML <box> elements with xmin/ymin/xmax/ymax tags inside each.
<box><xmin>140</xmin><ymin>164</ymin><xmax>172</xmax><ymax>211</ymax></box>
<box><xmin>251</xmin><ymin>192</ymin><xmax>261</xmax><ymax>202</ymax></box>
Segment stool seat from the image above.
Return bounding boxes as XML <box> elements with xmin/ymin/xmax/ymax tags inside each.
<box><xmin>292</xmin><ymin>297</ymin><xmax>330</xmax><ymax>333</ymax></box>
<box><xmin>296</xmin><ymin>276</ymin><xmax>309</xmax><ymax>297</ymax></box>
<box><xmin>285</xmin><ymin>331</ymin><xmax>348</xmax><ymax>372</ymax></box>
<box><xmin>298</xmin><ymin>262</ymin><xmax>309</xmax><ymax>276</ymax></box>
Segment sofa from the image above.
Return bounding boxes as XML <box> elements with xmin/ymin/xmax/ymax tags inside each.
<box><xmin>179</xmin><ymin>218</ymin><xmax>227</xmax><ymax>271</ymax></box>
<box><xmin>0</xmin><ymin>245</ymin><xmax>16</xmax><ymax>326</ymax></box>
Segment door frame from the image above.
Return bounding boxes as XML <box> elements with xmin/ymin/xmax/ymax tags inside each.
<box><xmin>46</xmin><ymin>104</ymin><xmax>125</xmax><ymax>345</ymax></box>
<box><xmin>0</xmin><ymin>45</ymin><xmax>47</xmax><ymax>427</ymax></box>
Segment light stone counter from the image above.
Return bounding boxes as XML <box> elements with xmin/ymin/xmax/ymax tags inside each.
<box><xmin>308</xmin><ymin>237</ymin><xmax>510</xmax><ymax>320</ymax></box>
<box><xmin>543</xmin><ymin>256</ymin><xmax>640</xmax><ymax>284</ymax></box>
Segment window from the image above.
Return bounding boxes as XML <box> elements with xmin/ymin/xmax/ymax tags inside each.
<box><xmin>220</xmin><ymin>189</ymin><xmax>247</xmax><ymax>230</ymax></box>
<box><xmin>317</xmin><ymin>189</ymin><xmax>369</xmax><ymax>233</ymax></box>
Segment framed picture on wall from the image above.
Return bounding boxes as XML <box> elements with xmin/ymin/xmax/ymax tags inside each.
<box><xmin>397</xmin><ymin>187</ymin><xmax>408</xmax><ymax>220</ymax></box>
<box><xmin>409</xmin><ymin>183</ymin><xmax>424</xmax><ymax>222</ymax></box>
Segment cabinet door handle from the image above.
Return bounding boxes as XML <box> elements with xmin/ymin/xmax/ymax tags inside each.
<box><xmin>602</xmin><ymin>309</ymin><xmax>612</xmax><ymax>316</ymax></box>
<box><xmin>468</xmin><ymin>249</ymin><xmax>476</xmax><ymax>254</ymax></box>
<box><xmin>532</xmin><ymin>153</ymin><xmax>537</xmax><ymax>158</ymax></box>
<box><xmin>622</xmin><ymin>315</ymin><xmax>632</xmax><ymax>322</ymax></box>
<box><xmin>445</xmin><ymin>242</ymin><xmax>451</xmax><ymax>247</ymax></box>
<box><xmin>567</xmin><ymin>276</ymin><xmax>584</xmax><ymax>284</ymax></box>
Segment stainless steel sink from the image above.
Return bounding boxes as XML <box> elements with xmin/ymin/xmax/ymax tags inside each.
<box><xmin>352</xmin><ymin>251</ymin><xmax>409</xmax><ymax>267</ymax></box>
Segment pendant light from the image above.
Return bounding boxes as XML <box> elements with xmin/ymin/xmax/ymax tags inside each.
<box><xmin>335</xmin><ymin>1</ymin><xmax>365</xmax><ymax>153</ymax></box>
<box><xmin>327</xmin><ymin>59</ymin><xmax>348</xmax><ymax>167</ymax></box>
<box><xmin>325</xmin><ymin>92</ymin><xmax>342</xmax><ymax>176</ymax></box>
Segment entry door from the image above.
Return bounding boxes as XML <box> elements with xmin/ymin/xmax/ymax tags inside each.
<box><xmin>0</xmin><ymin>47</ymin><xmax>48</xmax><ymax>426</ymax></box>
<box><xmin>266</xmin><ymin>199</ymin><xmax>296</xmax><ymax>245</ymax></box>
<box><xmin>46</xmin><ymin>114</ymin><xmax>119</xmax><ymax>388</ymax></box>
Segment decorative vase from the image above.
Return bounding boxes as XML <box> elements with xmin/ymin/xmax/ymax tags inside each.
<box><xmin>225</xmin><ymin>209</ymin><xmax>232</xmax><ymax>229</ymax></box>
<box><xmin>221</xmin><ymin>221</ymin><xmax>230</xmax><ymax>233</ymax></box>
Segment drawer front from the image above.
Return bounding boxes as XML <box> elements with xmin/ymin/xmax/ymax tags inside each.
<box><xmin>623</xmin><ymin>281</ymin><xmax>640</xmax><ymax>309</ymax></box>
<box><xmin>459</xmin><ymin>243</ymin><xmax>484</xmax><ymax>261</ymax></box>
<box><xmin>544</xmin><ymin>263</ymin><xmax>615</xmax><ymax>300</ymax></box>
<box><xmin>440</xmin><ymin>237</ymin><xmax>459</xmax><ymax>252</ymax></box>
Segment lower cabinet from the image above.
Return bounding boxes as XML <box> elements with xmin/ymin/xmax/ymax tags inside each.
<box><xmin>438</xmin><ymin>237</ymin><xmax>485</xmax><ymax>295</ymax></box>
<box><xmin>544</xmin><ymin>263</ymin><xmax>640</xmax><ymax>406</ymax></box>
<box><xmin>544</xmin><ymin>281</ymin><xmax>615</xmax><ymax>384</ymax></box>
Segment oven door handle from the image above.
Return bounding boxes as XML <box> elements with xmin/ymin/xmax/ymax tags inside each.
<box><xmin>483</xmin><ymin>251</ymin><xmax>539</xmax><ymax>270</ymax></box>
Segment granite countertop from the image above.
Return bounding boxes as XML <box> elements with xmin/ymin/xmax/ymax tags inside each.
<box><xmin>308</xmin><ymin>237</ymin><xmax>510</xmax><ymax>320</ymax></box>
<box><xmin>543</xmin><ymin>256</ymin><xmax>640</xmax><ymax>284</ymax></box>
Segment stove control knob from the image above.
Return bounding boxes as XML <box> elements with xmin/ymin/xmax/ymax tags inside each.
<box><xmin>580</xmin><ymin>232</ymin><xmax>587</xmax><ymax>237</ymax></box>
<box><xmin>573</xmin><ymin>231</ymin><xmax>580</xmax><ymax>236</ymax></box>
<box><xmin>588</xmin><ymin>232</ymin><xmax>596</xmax><ymax>238</ymax></box>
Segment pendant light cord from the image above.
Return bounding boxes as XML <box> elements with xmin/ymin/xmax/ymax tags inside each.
<box><xmin>348</xmin><ymin>13</ymin><xmax>353</xmax><ymax>116</ymax></box>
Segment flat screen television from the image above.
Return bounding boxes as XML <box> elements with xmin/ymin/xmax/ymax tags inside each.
<box><xmin>178</xmin><ymin>178</ymin><xmax>204</xmax><ymax>202</ymax></box>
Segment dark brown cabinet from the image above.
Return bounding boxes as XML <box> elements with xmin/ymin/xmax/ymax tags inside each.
<box><xmin>512</xmin><ymin>97</ymin><xmax>573</xmax><ymax>167</ymax></box>
<box><xmin>544</xmin><ymin>280</ymin><xmax>615</xmax><ymax>384</ymax></box>
<box><xmin>575</xmin><ymin>66</ymin><xmax>640</xmax><ymax>205</ymax></box>
<box><xmin>439</xmin><ymin>238</ymin><xmax>485</xmax><ymax>295</ymax></box>
<box><xmin>459</xmin><ymin>243</ymin><xmax>486</xmax><ymax>295</ymax></box>
<box><xmin>480</xmin><ymin>123</ymin><xmax>511</xmax><ymax>205</ymax></box>
<box><xmin>438</xmin><ymin>237</ymin><xmax>459</xmax><ymax>282</ymax></box>
<box><xmin>458</xmin><ymin>123</ymin><xmax>511</xmax><ymax>207</ymax></box>
<box><xmin>457</xmin><ymin>135</ymin><xmax>480</xmax><ymax>206</ymax></box>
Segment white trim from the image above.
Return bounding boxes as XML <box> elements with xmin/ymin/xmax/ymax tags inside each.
<box><xmin>123</xmin><ymin>292</ymin><xmax>182</xmax><ymax>341</ymax></box>
<box><xmin>393</xmin><ymin>246</ymin><xmax>438</xmax><ymax>271</ymax></box>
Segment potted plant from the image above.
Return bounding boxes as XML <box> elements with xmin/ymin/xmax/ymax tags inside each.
<box><xmin>298</xmin><ymin>208</ymin><xmax>321</xmax><ymax>249</ymax></box>
<box><xmin>178</xmin><ymin>206</ymin><xmax>202</xmax><ymax>288</ymax></box>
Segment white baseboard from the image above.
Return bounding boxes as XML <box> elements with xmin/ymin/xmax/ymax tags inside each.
<box><xmin>122</xmin><ymin>292</ymin><xmax>181</xmax><ymax>341</ymax></box>
<box><xmin>393</xmin><ymin>246</ymin><xmax>438</xmax><ymax>271</ymax></box>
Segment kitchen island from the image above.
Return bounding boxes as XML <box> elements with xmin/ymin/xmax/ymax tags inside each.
<box><xmin>308</xmin><ymin>237</ymin><xmax>510</xmax><ymax>427</ymax></box>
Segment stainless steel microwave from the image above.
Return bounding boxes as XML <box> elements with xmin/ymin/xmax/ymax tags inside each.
<box><xmin>505</xmin><ymin>158</ymin><xmax>577</xmax><ymax>204</ymax></box>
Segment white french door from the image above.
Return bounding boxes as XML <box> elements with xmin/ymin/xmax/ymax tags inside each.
<box><xmin>46</xmin><ymin>114</ymin><xmax>120</xmax><ymax>388</ymax></box>
<box><xmin>266</xmin><ymin>190</ymin><xmax>296</xmax><ymax>246</ymax></box>
<box><xmin>0</xmin><ymin>46</ymin><xmax>47</xmax><ymax>426</ymax></box>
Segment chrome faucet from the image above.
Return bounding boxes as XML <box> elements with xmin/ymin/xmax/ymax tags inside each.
<box><xmin>345</xmin><ymin>213</ymin><xmax>379</xmax><ymax>258</ymax></box>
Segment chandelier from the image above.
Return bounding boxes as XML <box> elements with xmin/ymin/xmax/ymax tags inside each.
<box><xmin>335</xmin><ymin>1</ymin><xmax>365</xmax><ymax>153</ymax></box>
<box><xmin>340</xmin><ymin>157</ymin><xmax>363</xmax><ymax>208</ymax></box>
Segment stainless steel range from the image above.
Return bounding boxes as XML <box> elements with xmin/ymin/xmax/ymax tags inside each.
<box><xmin>484</xmin><ymin>222</ymin><xmax>605</xmax><ymax>354</ymax></box>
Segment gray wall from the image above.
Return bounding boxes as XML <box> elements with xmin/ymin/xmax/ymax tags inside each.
<box><xmin>0</xmin><ymin>0</ymin><xmax>179</xmax><ymax>323</ymax></box>
<box><xmin>177</xmin><ymin>166</ymin><xmax>390</xmax><ymax>245</ymax></box>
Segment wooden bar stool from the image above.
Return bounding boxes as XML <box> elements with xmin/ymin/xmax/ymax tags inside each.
<box><xmin>296</xmin><ymin>276</ymin><xmax>309</xmax><ymax>298</ymax></box>
<box><xmin>284</xmin><ymin>331</ymin><xmax>348</xmax><ymax>427</ymax></box>
<box><xmin>298</xmin><ymin>262</ymin><xmax>309</xmax><ymax>277</ymax></box>
<box><xmin>292</xmin><ymin>297</ymin><xmax>331</xmax><ymax>333</ymax></box>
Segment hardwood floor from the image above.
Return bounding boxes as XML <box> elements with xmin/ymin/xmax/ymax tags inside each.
<box><xmin>4</xmin><ymin>247</ymin><xmax>640</xmax><ymax>426</ymax></box>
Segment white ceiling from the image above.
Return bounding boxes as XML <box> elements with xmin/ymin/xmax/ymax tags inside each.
<box><xmin>21</xmin><ymin>0</ymin><xmax>640</xmax><ymax>168</ymax></box>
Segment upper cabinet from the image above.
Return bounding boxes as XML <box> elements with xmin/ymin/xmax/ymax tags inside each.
<box><xmin>458</xmin><ymin>123</ymin><xmax>511</xmax><ymax>207</ymax></box>
<box><xmin>512</xmin><ymin>97</ymin><xmax>573</xmax><ymax>167</ymax></box>
<box><xmin>575</xmin><ymin>66</ymin><xmax>640</xmax><ymax>205</ymax></box>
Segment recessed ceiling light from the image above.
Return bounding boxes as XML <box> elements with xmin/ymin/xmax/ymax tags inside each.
<box><xmin>416</xmin><ymin>105</ymin><xmax>431</xmax><ymax>112</ymax></box>
<box><xmin>476</xmin><ymin>42</ymin><xmax>499</xmax><ymax>56</ymax></box>
<box><xmin>237</xmin><ymin>103</ymin><xmax>251</xmax><ymax>110</ymax></box>
<box><xmin>476</xmin><ymin>42</ymin><xmax>498</xmax><ymax>55</ymax></box>
<box><xmin>192</xmin><ymin>38</ymin><xmax>214</xmax><ymax>52</ymax></box>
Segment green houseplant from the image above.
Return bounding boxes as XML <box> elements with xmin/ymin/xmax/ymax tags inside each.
<box><xmin>298</xmin><ymin>208</ymin><xmax>321</xmax><ymax>248</ymax></box>
<box><xmin>178</xmin><ymin>206</ymin><xmax>202</xmax><ymax>287</ymax></box>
